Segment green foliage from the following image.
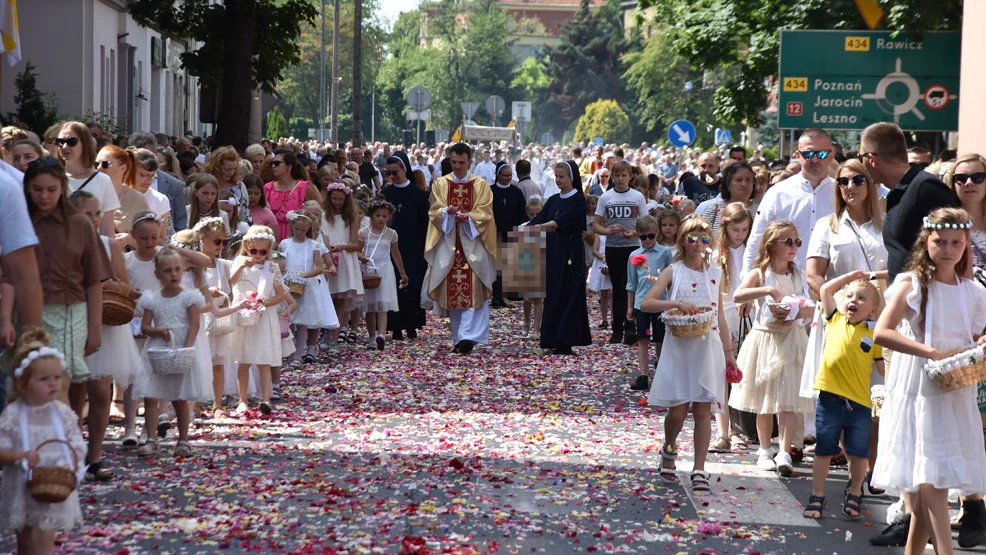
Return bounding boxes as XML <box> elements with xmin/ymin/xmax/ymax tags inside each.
<box><xmin>760</xmin><ymin>145</ymin><xmax>779</xmax><ymax>161</ymax></box>
<box><xmin>637</xmin><ymin>0</ymin><xmax>963</xmax><ymax>128</ymax></box>
<box><xmin>6</xmin><ymin>63</ymin><xmax>62</xmax><ymax>134</ymax></box>
<box><xmin>512</xmin><ymin>16</ymin><xmax>548</xmax><ymax>36</ymax></box>
<box><xmin>511</xmin><ymin>56</ymin><xmax>550</xmax><ymax>100</ymax></box>
<box><xmin>574</xmin><ymin>100</ymin><xmax>631</xmax><ymax>145</ymax></box>
<box><xmin>266</xmin><ymin>107</ymin><xmax>290</xmax><ymax>140</ymax></box>
<box><xmin>80</xmin><ymin>109</ymin><xmax>128</xmax><ymax>138</ymax></box>
<box><xmin>622</xmin><ymin>32</ymin><xmax>716</xmax><ymax>146</ymax></box>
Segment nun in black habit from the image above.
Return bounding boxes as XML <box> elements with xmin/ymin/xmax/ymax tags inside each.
<box><xmin>491</xmin><ymin>161</ymin><xmax>528</xmax><ymax>307</ymax></box>
<box><xmin>525</xmin><ymin>160</ymin><xmax>592</xmax><ymax>355</ymax></box>
<box><xmin>382</xmin><ymin>150</ymin><xmax>430</xmax><ymax>339</ymax></box>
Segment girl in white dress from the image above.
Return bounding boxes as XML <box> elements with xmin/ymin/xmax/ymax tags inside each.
<box><xmin>302</xmin><ymin>203</ymin><xmax>342</xmax><ymax>355</ymax></box>
<box><xmin>322</xmin><ymin>183</ymin><xmax>364</xmax><ymax>348</ymax></box>
<box><xmin>71</xmin><ymin>191</ymin><xmax>142</xmax><ymax>481</ymax></box>
<box><xmin>280</xmin><ymin>211</ymin><xmax>338</xmax><ymax>366</ymax></box>
<box><xmin>642</xmin><ymin>215</ymin><xmax>736</xmax><ymax>493</ymax></box>
<box><xmin>359</xmin><ymin>201</ymin><xmax>409</xmax><ymax>351</ymax></box>
<box><xmin>0</xmin><ymin>329</ymin><xmax>87</xmax><ymax>552</ymax></box>
<box><xmin>587</xmin><ymin>233</ymin><xmax>612</xmax><ymax>328</ymax></box>
<box><xmin>229</xmin><ymin>226</ymin><xmax>287</xmax><ymax>416</ymax></box>
<box><xmin>873</xmin><ymin>208</ymin><xmax>986</xmax><ymax>555</ymax></box>
<box><xmin>191</xmin><ymin>217</ymin><xmax>235</xmax><ymax>418</ymax></box>
<box><xmin>729</xmin><ymin>221</ymin><xmax>815</xmax><ymax>476</ymax></box>
<box><xmin>134</xmin><ymin>248</ymin><xmax>225</xmax><ymax>458</ymax></box>
<box><xmin>711</xmin><ymin>202</ymin><xmax>753</xmax><ymax>452</ymax></box>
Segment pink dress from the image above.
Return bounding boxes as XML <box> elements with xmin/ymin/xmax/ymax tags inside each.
<box><xmin>264</xmin><ymin>180</ymin><xmax>310</xmax><ymax>239</ymax></box>
<box><xmin>251</xmin><ymin>206</ymin><xmax>279</xmax><ymax>238</ymax></box>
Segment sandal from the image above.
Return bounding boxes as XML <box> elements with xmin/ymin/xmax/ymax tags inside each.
<box><xmin>728</xmin><ymin>433</ymin><xmax>748</xmax><ymax>450</ymax></box>
<box><xmin>659</xmin><ymin>443</ymin><xmax>678</xmax><ymax>483</ymax></box>
<box><xmin>122</xmin><ymin>433</ymin><xmax>138</xmax><ymax>448</ymax></box>
<box><xmin>843</xmin><ymin>492</ymin><xmax>863</xmax><ymax>521</ymax></box>
<box><xmin>137</xmin><ymin>439</ymin><xmax>159</xmax><ymax>457</ymax></box>
<box><xmin>803</xmin><ymin>494</ymin><xmax>826</xmax><ymax>519</ymax></box>
<box><xmin>690</xmin><ymin>471</ymin><xmax>711</xmax><ymax>493</ymax></box>
<box><xmin>108</xmin><ymin>401</ymin><xmax>126</xmax><ymax>424</ymax></box>
<box><xmin>84</xmin><ymin>460</ymin><xmax>114</xmax><ymax>482</ymax></box>
<box><xmin>709</xmin><ymin>436</ymin><xmax>731</xmax><ymax>453</ymax></box>
<box><xmin>865</xmin><ymin>471</ymin><xmax>885</xmax><ymax>495</ymax></box>
<box><xmin>174</xmin><ymin>441</ymin><xmax>192</xmax><ymax>458</ymax></box>
<box><xmin>302</xmin><ymin>354</ymin><xmax>316</xmax><ymax>364</ymax></box>
<box><xmin>213</xmin><ymin>408</ymin><xmax>228</xmax><ymax>420</ymax></box>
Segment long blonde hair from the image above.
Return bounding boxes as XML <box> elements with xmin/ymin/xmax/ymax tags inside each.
<box><xmin>673</xmin><ymin>215</ymin><xmax>713</xmax><ymax>263</ymax></box>
<box><xmin>830</xmin><ymin>159</ymin><xmax>883</xmax><ymax>233</ymax></box>
<box><xmin>903</xmin><ymin>207</ymin><xmax>973</xmax><ymax>331</ymax></box>
<box><xmin>187</xmin><ymin>173</ymin><xmax>221</xmax><ymax>228</ymax></box>
<box><xmin>755</xmin><ymin>221</ymin><xmax>799</xmax><ymax>278</ymax></box>
<box><xmin>944</xmin><ymin>153</ymin><xmax>986</xmax><ymax>228</ymax></box>
<box><xmin>238</xmin><ymin>225</ymin><xmax>276</xmax><ymax>259</ymax></box>
<box><xmin>716</xmin><ymin>202</ymin><xmax>752</xmax><ymax>294</ymax></box>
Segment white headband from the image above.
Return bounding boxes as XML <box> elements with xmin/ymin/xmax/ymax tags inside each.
<box><xmin>286</xmin><ymin>210</ymin><xmax>312</xmax><ymax>223</ymax></box>
<box><xmin>14</xmin><ymin>346</ymin><xmax>67</xmax><ymax>378</ymax></box>
<box><xmin>132</xmin><ymin>213</ymin><xmax>163</xmax><ymax>227</ymax></box>
<box><xmin>923</xmin><ymin>217</ymin><xmax>972</xmax><ymax>230</ymax></box>
<box><xmin>243</xmin><ymin>231</ymin><xmax>276</xmax><ymax>244</ymax></box>
<box><xmin>192</xmin><ymin>216</ymin><xmax>229</xmax><ymax>235</ymax></box>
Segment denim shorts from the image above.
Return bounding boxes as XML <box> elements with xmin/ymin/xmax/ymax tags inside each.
<box><xmin>633</xmin><ymin>308</ymin><xmax>666</xmax><ymax>343</ymax></box>
<box><xmin>814</xmin><ymin>391</ymin><xmax>871</xmax><ymax>458</ymax></box>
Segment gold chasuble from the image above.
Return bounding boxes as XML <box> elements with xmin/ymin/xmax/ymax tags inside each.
<box><xmin>424</xmin><ymin>174</ymin><xmax>497</xmax><ymax>310</ymax></box>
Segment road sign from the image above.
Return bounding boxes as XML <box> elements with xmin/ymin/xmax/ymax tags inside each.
<box><xmin>778</xmin><ymin>30</ymin><xmax>960</xmax><ymax>131</ymax></box>
<box><xmin>715</xmin><ymin>129</ymin><xmax>732</xmax><ymax>146</ymax></box>
<box><xmin>407</xmin><ymin>86</ymin><xmax>431</xmax><ymax>111</ymax></box>
<box><xmin>486</xmin><ymin>95</ymin><xmax>505</xmax><ymax>125</ymax></box>
<box><xmin>406</xmin><ymin>110</ymin><xmax>431</xmax><ymax>122</ymax></box>
<box><xmin>511</xmin><ymin>101</ymin><xmax>532</xmax><ymax>122</ymax></box>
<box><xmin>592</xmin><ymin>137</ymin><xmax>604</xmax><ymax>147</ymax></box>
<box><xmin>460</xmin><ymin>101</ymin><xmax>480</xmax><ymax>120</ymax></box>
<box><xmin>667</xmin><ymin>120</ymin><xmax>696</xmax><ymax>147</ymax></box>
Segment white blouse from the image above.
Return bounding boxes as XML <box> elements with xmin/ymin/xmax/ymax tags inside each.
<box><xmin>806</xmin><ymin>210</ymin><xmax>888</xmax><ymax>279</ymax></box>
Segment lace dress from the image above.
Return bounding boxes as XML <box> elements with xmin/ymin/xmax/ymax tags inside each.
<box><xmin>133</xmin><ymin>289</ymin><xmax>213</xmax><ymax>402</ymax></box>
<box><xmin>203</xmin><ymin>258</ymin><xmax>233</xmax><ymax>366</ymax></box>
<box><xmin>321</xmin><ymin>215</ymin><xmax>363</xmax><ymax>312</ymax></box>
<box><xmin>85</xmin><ymin>236</ymin><xmax>144</xmax><ymax>387</ymax></box>
<box><xmin>647</xmin><ymin>262</ymin><xmax>726</xmax><ymax>412</ymax></box>
<box><xmin>0</xmin><ymin>401</ymin><xmax>86</xmax><ymax>532</ymax></box>
<box><xmin>229</xmin><ymin>259</ymin><xmax>283</xmax><ymax>366</ymax></box>
<box><xmin>728</xmin><ymin>268</ymin><xmax>814</xmax><ymax>414</ymax></box>
<box><xmin>359</xmin><ymin>227</ymin><xmax>399</xmax><ymax>313</ymax></box>
<box><xmin>872</xmin><ymin>273</ymin><xmax>986</xmax><ymax>493</ymax></box>
<box><xmin>279</xmin><ymin>238</ymin><xmax>335</xmax><ymax>328</ymax></box>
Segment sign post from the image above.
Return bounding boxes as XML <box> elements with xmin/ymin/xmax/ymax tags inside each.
<box><xmin>407</xmin><ymin>86</ymin><xmax>432</xmax><ymax>145</ymax></box>
<box><xmin>778</xmin><ymin>30</ymin><xmax>961</xmax><ymax>131</ymax></box>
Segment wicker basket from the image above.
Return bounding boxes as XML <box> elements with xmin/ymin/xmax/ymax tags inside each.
<box><xmin>28</xmin><ymin>439</ymin><xmax>77</xmax><ymax>503</ymax></box>
<box><xmin>600</xmin><ymin>266</ymin><xmax>609</xmax><ymax>276</ymax></box>
<box><xmin>288</xmin><ymin>281</ymin><xmax>306</xmax><ymax>298</ymax></box>
<box><xmin>661</xmin><ymin>306</ymin><xmax>715</xmax><ymax>338</ymax></box>
<box><xmin>238</xmin><ymin>308</ymin><xmax>261</xmax><ymax>327</ymax></box>
<box><xmin>146</xmin><ymin>334</ymin><xmax>196</xmax><ymax>376</ymax></box>
<box><xmin>584</xmin><ymin>232</ymin><xmax>597</xmax><ymax>246</ymax></box>
<box><xmin>102</xmin><ymin>281</ymin><xmax>136</xmax><ymax>326</ymax></box>
<box><xmin>363</xmin><ymin>275</ymin><xmax>382</xmax><ymax>289</ymax></box>
<box><xmin>925</xmin><ymin>344</ymin><xmax>986</xmax><ymax>393</ymax></box>
<box><xmin>204</xmin><ymin>312</ymin><xmax>236</xmax><ymax>337</ymax></box>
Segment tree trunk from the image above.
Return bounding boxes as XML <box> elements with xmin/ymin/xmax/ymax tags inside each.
<box><xmin>352</xmin><ymin>0</ymin><xmax>363</xmax><ymax>146</ymax></box>
<box><xmin>215</xmin><ymin>0</ymin><xmax>257</xmax><ymax>152</ymax></box>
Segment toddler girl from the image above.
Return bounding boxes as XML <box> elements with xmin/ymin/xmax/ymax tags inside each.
<box><xmin>322</xmin><ymin>183</ymin><xmax>364</xmax><ymax>348</ymax></box>
<box><xmin>658</xmin><ymin>209</ymin><xmax>680</xmax><ymax>252</ymax></box>
<box><xmin>359</xmin><ymin>200</ymin><xmax>408</xmax><ymax>351</ymax></box>
<box><xmin>280</xmin><ymin>211</ymin><xmax>337</xmax><ymax>365</ymax></box>
<box><xmin>587</xmin><ymin>232</ymin><xmax>612</xmax><ymax>328</ymax></box>
<box><xmin>522</xmin><ymin>197</ymin><xmax>545</xmax><ymax>338</ymax></box>
<box><xmin>0</xmin><ymin>329</ymin><xmax>86</xmax><ymax>554</ymax></box>
<box><xmin>729</xmin><ymin>221</ymin><xmax>814</xmax><ymax>476</ymax></box>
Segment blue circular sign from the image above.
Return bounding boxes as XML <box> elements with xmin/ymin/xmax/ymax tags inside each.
<box><xmin>668</xmin><ymin>120</ymin><xmax>696</xmax><ymax>147</ymax></box>
<box><xmin>592</xmin><ymin>137</ymin><xmax>604</xmax><ymax>147</ymax></box>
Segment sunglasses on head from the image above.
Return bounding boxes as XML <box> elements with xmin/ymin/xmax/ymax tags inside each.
<box><xmin>779</xmin><ymin>237</ymin><xmax>803</xmax><ymax>248</ymax></box>
<box><xmin>270</xmin><ymin>161</ymin><xmax>284</xmax><ymax>167</ymax></box>
<box><xmin>94</xmin><ymin>160</ymin><xmax>113</xmax><ymax>170</ymax></box>
<box><xmin>249</xmin><ymin>248</ymin><xmax>269</xmax><ymax>256</ymax></box>
<box><xmin>640</xmin><ymin>233</ymin><xmax>657</xmax><ymax>240</ymax></box>
<box><xmin>28</xmin><ymin>157</ymin><xmax>61</xmax><ymax>169</ymax></box>
<box><xmin>55</xmin><ymin>137</ymin><xmax>79</xmax><ymax>147</ymax></box>
<box><xmin>799</xmin><ymin>150</ymin><xmax>830</xmax><ymax>160</ymax></box>
<box><xmin>210</xmin><ymin>238</ymin><xmax>230</xmax><ymax>247</ymax></box>
<box><xmin>686</xmin><ymin>234</ymin><xmax>712</xmax><ymax>245</ymax></box>
<box><xmin>837</xmin><ymin>174</ymin><xmax>867</xmax><ymax>188</ymax></box>
<box><xmin>954</xmin><ymin>172</ymin><xmax>986</xmax><ymax>185</ymax></box>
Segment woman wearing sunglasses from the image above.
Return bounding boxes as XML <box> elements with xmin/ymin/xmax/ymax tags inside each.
<box><xmin>55</xmin><ymin>121</ymin><xmax>119</xmax><ymax>237</ymax></box>
<box><xmin>264</xmin><ymin>149</ymin><xmax>321</xmax><ymax>240</ymax></box>
<box><xmin>94</xmin><ymin>145</ymin><xmax>150</xmax><ymax>236</ymax></box>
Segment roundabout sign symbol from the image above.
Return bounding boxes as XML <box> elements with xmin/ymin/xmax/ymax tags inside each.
<box><xmin>860</xmin><ymin>57</ymin><xmax>925</xmax><ymax>123</ymax></box>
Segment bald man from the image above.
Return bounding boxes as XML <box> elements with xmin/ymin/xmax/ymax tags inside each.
<box><xmin>678</xmin><ymin>152</ymin><xmax>720</xmax><ymax>204</ymax></box>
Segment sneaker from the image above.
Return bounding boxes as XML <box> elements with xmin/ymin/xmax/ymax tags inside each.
<box><xmin>774</xmin><ymin>451</ymin><xmax>794</xmax><ymax>477</ymax></box>
<box><xmin>608</xmin><ymin>333</ymin><xmax>623</xmax><ymax>345</ymax></box>
<box><xmin>318</xmin><ymin>342</ymin><xmax>330</xmax><ymax>351</ymax></box>
<box><xmin>376</xmin><ymin>334</ymin><xmax>385</xmax><ymax>351</ymax></box>
<box><xmin>270</xmin><ymin>387</ymin><xmax>282</xmax><ymax>402</ymax></box>
<box><xmin>958</xmin><ymin>499</ymin><xmax>986</xmax><ymax>548</ymax></box>
<box><xmin>869</xmin><ymin>513</ymin><xmax>911</xmax><ymax>547</ymax></box>
<box><xmin>630</xmin><ymin>375</ymin><xmax>650</xmax><ymax>391</ymax></box>
<box><xmin>756</xmin><ymin>448</ymin><xmax>776</xmax><ymax>471</ymax></box>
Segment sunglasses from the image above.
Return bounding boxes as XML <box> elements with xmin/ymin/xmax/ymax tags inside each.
<box><xmin>686</xmin><ymin>234</ymin><xmax>712</xmax><ymax>245</ymax></box>
<box><xmin>55</xmin><ymin>137</ymin><xmax>79</xmax><ymax>147</ymax></box>
<box><xmin>29</xmin><ymin>157</ymin><xmax>62</xmax><ymax>169</ymax></box>
<box><xmin>386</xmin><ymin>170</ymin><xmax>400</xmax><ymax>177</ymax></box>
<box><xmin>837</xmin><ymin>175</ymin><xmax>867</xmax><ymax>188</ymax></box>
<box><xmin>954</xmin><ymin>172</ymin><xmax>986</xmax><ymax>185</ymax></box>
<box><xmin>271</xmin><ymin>161</ymin><xmax>284</xmax><ymax>167</ymax></box>
<box><xmin>779</xmin><ymin>237</ymin><xmax>803</xmax><ymax>248</ymax></box>
<box><xmin>640</xmin><ymin>233</ymin><xmax>657</xmax><ymax>240</ymax></box>
<box><xmin>799</xmin><ymin>150</ymin><xmax>830</xmax><ymax>160</ymax></box>
<box><xmin>856</xmin><ymin>152</ymin><xmax>875</xmax><ymax>162</ymax></box>
<box><xmin>94</xmin><ymin>160</ymin><xmax>113</xmax><ymax>170</ymax></box>
<box><xmin>210</xmin><ymin>238</ymin><xmax>230</xmax><ymax>247</ymax></box>
<box><xmin>249</xmin><ymin>248</ymin><xmax>269</xmax><ymax>256</ymax></box>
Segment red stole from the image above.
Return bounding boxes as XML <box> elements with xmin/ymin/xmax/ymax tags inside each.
<box><xmin>446</xmin><ymin>179</ymin><xmax>476</xmax><ymax>309</ymax></box>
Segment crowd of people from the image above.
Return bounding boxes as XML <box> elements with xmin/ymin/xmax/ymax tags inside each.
<box><xmin>0</xmin><ymin>117</ymin><xmax>985</xmax><ymax>554</ymax></box>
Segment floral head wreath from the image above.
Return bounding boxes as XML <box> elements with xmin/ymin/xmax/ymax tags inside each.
<box><xmin>923</xmin><ymin>217</ymin><xmax>972</xmax><ymax>230</ymax></box>
<box><xmin>170</xmin><ymin>236</ymin><xmax>201</xmax><ymax>251</ymax></box>
<box><xmin>326</xmin><ymin>182</ymin><xmax>352</xmax><ymax>195</ymax></box>
<box><xmin>192</xmin><ymin>216</ymin><xmax>229</xmax><ymax>236</ymax></box>
<box><xmin>242</xmin><ymin>231</ymin><xmax>277</xmax><ymax>244</ymax></box>
<box><xmin>14</xmin><ymin>345</ymin><xmax>66</xmax><ymax>379</ymax></box>
<box><xmin>132</xmin><ymin>213</ymin><xmax>163</xmax><ymax>227</ymax></box>
<box><xmin>286</xmin><ymin>210</ymin><xmax>312</xmax><ymax>224</ymax></box>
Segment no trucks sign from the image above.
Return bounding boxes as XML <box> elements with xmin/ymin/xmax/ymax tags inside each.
<box><xmin>778</xmin><ymin>30</ymin><xmax>960</xmax><ymax>131</ymax></box>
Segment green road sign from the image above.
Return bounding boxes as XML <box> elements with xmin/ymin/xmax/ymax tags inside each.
<box><xmin>778</xmin><ymin>30</ymin><xmax>961</xmax><ymax>131</ymax></box>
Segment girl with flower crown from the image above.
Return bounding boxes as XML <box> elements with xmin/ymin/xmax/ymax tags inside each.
<box><xmin>321</xmin><ymin>182</ymin><xmax>364</xmax><ymax>352</ymax></box>
<box><xmin>872</xmin><ymin>208</ymin><xmax>986</xmax><ymax>555</ymax></box>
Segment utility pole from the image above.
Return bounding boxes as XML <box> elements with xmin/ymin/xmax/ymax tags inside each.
<box><xmin>352</xmin><ymin>0</ymin><xmax>364</xmax><ymax>146</ymax></box>
<box><xmin>330</xmin><ymin>0</ymin><xmax>340</xmax><ymax>145</ymax></box>
<box><xmin>319</xmin><ymin>0</ymin><xmax>326</xmax><ymax>141</ymax></box>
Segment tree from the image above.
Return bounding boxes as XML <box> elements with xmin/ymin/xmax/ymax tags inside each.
<box><xmin>266</xmin><ymin>107</ymin><xmax>290</xmax><ymax>139</ymax></box>
<box><xmin>511</xmin><ymin>56</ymin><xmax>551</xmax><ymax>138</ymax></box>
<box><xmin>622</xmin><ymin>31</ymin><xmax>716</xmax><ymax>146</ymax></box>
<box><xmin>129</xmin><ymin>0</ymin><xmax>316</xmax><ymax>151</ymax></box>
<box><xmin>5</xmin><ymin>62</ymin><xmax>61</xmax><ymax>134</ymax></box>
<box><xmin>513</xmin><ymin>16</ymin><xmax>548</xmax><ymax>36</ymax></box>
<box><xmin>574</xmin><ymin>99</ymin><xmax>631</xmax><ymax>144</ymax></box>
<box><xmin>376</xmin><ymin>11</ymin><xmax>427</xmax><ymax>142</ymax></box>
<box><xmin>637</xmin><ymin>0</ymin><xmax>963</xmax><ymax>127</ymax></box>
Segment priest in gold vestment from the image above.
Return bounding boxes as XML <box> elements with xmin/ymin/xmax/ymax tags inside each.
<box><xmin>424</xmin><ymin>143</ymin><xmax>498</xmax><ymax>354</ymax></box>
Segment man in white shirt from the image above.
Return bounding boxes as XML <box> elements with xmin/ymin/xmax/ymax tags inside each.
<box><xmin>0</xmin><ymin>160</ymin><xmax>42</xmax><ymax>347</ymax></box>
<box><xmin>743</xmin><ymin>128</ymin><xmax>836</xmax><ymax>274</ymax></box>
<box><xmin>473</xmin><ymin>150</ymin><xmax>496</xmax><ymax>185</ymax></box>
<box><xmin>412</xmin><ymin>153</ymin><xmax>433</xmax><ymax>186</ymax></box>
